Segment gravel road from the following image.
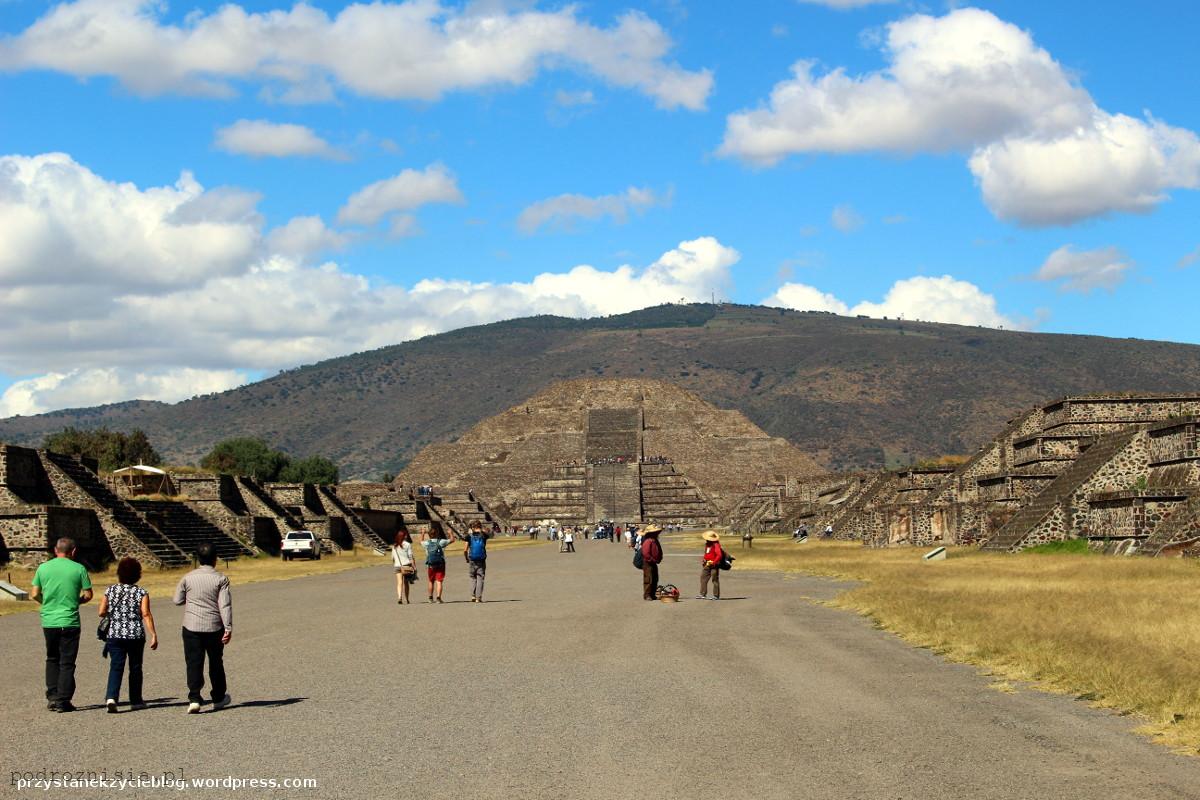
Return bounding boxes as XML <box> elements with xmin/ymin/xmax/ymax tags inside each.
<box><xmin>3</xmin><ymin>536</ymin><xmax>1198</xmax><ymax>799</ymax></box>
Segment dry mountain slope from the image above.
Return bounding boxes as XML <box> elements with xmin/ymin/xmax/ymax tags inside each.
<box><xmin>2</xmin><ymin>304</ymin><xmax>1199</xmax><ymax>477</ymax></box>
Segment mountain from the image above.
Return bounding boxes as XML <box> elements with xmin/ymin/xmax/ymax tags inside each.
<box><xmin>2</xmin><ymin>304</ymin><xmax>1198</xmax><ymax>478</ymax></box>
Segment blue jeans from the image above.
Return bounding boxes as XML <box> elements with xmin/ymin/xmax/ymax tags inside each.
<box><xmin>105</xmin><ymin>639</ymin><xmax>146</xmax><ymax>704</ymax></box>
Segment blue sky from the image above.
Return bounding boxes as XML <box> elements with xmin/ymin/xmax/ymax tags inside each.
<box><xmin>0</xmin><ymin>0</ymin><xmax>1197</xmax><ymax>415</ymax></box>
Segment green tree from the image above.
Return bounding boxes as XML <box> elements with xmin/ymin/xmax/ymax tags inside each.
<box><xmin>200</xmin><ymin>438</ymin><xmax>289</xmax><ymax>481</ymax></box>
<box><xmin>44</xmin><ymin>427</ymin><xmax>162</xmax><ymax>472</ymax></box>
<box><xmin>279</xmin><ymin>455</ymin><xmax>339</xmax><ymax>485</ymax></box>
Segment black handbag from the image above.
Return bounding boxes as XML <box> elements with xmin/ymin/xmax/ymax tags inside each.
<box><xmin>96</xmin><ymin>615</ymin><xmax>110</xmax><ymax>641</ymax></box>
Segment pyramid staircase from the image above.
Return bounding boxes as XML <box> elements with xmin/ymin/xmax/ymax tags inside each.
<box><xmin>511</xmin><ymin>465</ymin><xmax>588</xmax><ymax>526</ymax></box>
<box><xmin>1138</xmin><ymin>495</ymin><xmax>1200</xmax><ymax>555</ymax></box>
<box><xmin>130</xmin><ymin>500</ymin><xmax>254</xmax><ymax>561</ymax></box>
<box><xmin>639</xmin><ymin>463</ymin><xmax>718</xmax><ymax>526</ymax></box>
<box><xmin>236</xmin><ymin>476</ymin><xmax>304</xmax><ymax>532</ymax></box>
<box><xmin>982</xmin><ymin>429</ymin><xmax>1140</xmax><ymax>552</ymax></box>
<box><xmin>317</xmin><ymin>486</ymin><xmax>388</xmax><ymax>549</ymax></box>
<box><xmin>728</xmin><ymin>483</ymin><xmax>785</xmax><ymax>532</ymax></box>
<box><xmin>41</xmin><ymin>451</ymin><xmax>189</xmax><ymax>567</ymax></box>
<box><xmin>824</xmin><ymin>472</ymin><xmax>891</xmax><ymax>540</ymax></box>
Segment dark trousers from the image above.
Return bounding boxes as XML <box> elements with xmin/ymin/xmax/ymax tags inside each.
<box><xmin>43</xmin><ymin>627</ymin><xmax>81</xmax><ymax>705</ymax></box>
<box><xmin>105</xmin><ymin>639</ymin><xmax>146</xmax><ymax>704</ymax></box>
<box><xmin>642</xmin><ymin>564</ymin><xmax>659</xmax><ymax>600</ymax></box>
<box><xmin>700</xmin><ymin>565</ymin><xmax>721</xmax><ymax>598</ymax></box>
<box><xmin>182</xmin><ymin>628</ymin><xmax>226</xmax><ymax>704</ymax></box>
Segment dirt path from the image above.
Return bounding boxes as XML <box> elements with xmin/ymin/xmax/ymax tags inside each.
<box><xmin>3</xmin><ymin>536</ymin><xmax>1197</xmax><ymax>799</ymax></box>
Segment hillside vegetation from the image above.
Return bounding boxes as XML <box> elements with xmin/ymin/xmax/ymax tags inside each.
<box><xmin>2</xmin><ymin>304</ymin><xmax>1199</xmax><ymax>478</ymax></box>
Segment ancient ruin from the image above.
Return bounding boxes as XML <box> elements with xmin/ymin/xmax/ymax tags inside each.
<box><xmin>746</xmin><ymin>394</ymin><xmax>1200</xmax><ymax>557</ymax></box>
<box><xmin>398</xmin><ymin>378</ymin><xmax>822</xmax><ymax>527</ymax></box>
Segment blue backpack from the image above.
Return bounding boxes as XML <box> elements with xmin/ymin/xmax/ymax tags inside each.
<box><xmin>468</xmin><ymin>533</ymin><xmax>487</xmax><ymax>562</ymax></box>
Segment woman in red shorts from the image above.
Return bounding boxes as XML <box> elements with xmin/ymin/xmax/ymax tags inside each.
<box><xmin>421</xmin><ymin>524</ymin><xmax>456</xmax><ymax>603</ymax></box>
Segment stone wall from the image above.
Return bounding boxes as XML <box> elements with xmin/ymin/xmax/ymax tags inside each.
<box><xmin>0</xmin><ymin>506</ymin><xmax>110</xmax><ymax>568</ymax></box>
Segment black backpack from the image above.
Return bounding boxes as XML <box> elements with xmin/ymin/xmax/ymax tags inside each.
<box><xmin>718</xmin><ymin>550</ymin><xmax>735</xmax><ymax>571</ymax></box>
<box><xmin>632</xmin><ymin>547</ymin><xmax>644</xmax><ymax>569</ymax></box>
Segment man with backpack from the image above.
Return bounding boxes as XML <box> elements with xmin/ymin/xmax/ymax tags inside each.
<box><xmin>421</xmin><ymin>525</ymin><xmax>456</xmax><ymax>604</ymax></box>
<box><xmin>636</xmin><ymin>525</ymin><xmax>664</xmax><ymax>600</ymax></box>
<box><xmin>463</xmin><ymin>521</ymin><xmax>491</xmax><ymax>603</ymax></box>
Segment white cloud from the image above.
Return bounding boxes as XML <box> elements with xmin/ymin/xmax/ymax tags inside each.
<box><xmin>764</xmin><ymin>275</ymin><xmax>1015</xmax><ymax>328</ymax></box>
<box><xmin>517</xmin><ymin>186</ymin><xmax>669</xmax><ymax>234</ymax></box>
<box><xmin>0</xmin><ymin>368</ymin><xmax>250</xmax><ymax>417</ymax></box>
<box><xmin>969</xmin><ymin>113</ymin><xmax>1200</xmax><ymax>226</ymax></box>
<box><xmin>215</xmin><ymin>119</ymin><xmax>346</xmax><ymax>160</ymax></box>
<box><xmin>1179</xmin><ymin>246</ymin><xmax>1200</xmax><ymax>269</ymax></box>
<box><xmin>336</xmin><ymin>164</ymin><xmax>463</xmax><ymax>228</ymax></box>
<box><xmin>1033</xmin><ymin>245</ymin><xmax>1130</xmax><ymax>292</ymax></box>
<box><xmin>830</xmin><ymin>203</ymin><xmax>864</xmax><ymax>233</ymax></box>
<box><xmin>0</xmin><ymin>152</ymin><xmax>258</xmax><ymax>294</ymax></box>
<box><xmin>0</xmin><ymin>0</ymin><xmax>712</xmax><ymax>110</ymax></box>
<box><xmin>554</xmin><ymin>89</ymin><xmax>595</xmax><ymax>107</ymax></box>
<box><xmin>719</xmin><ymin>7</ymin><xmax>1200</xmax><ymax>226</ymax></box>
<box><xmin>0</xmin><ymin>150</ymin><xmax>739</xmax><ymax>415</ymax></box>
<box><xmin>265</xmin><ymin>216</ymin><xmax>350</xmax><ymax>262</ymax></box>
<box><xmin>762</xmin><ymin>283</ymin><xmax>848</xmax><ymax>314</ymax></box>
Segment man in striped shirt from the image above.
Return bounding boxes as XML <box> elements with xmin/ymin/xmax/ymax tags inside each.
<box><xmin>173</xmin><ymin>543</ymin><xmax>232</xmax><ymax>714</ymax></box>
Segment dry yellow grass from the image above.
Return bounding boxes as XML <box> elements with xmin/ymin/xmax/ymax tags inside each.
<box><xmin>0</xmin><ymin>537</ymin><xmax>538</xmax><ymax>619</ymax></box>
<box><xmin>720</xmin><ymin>536</ymin><xmax>1200</xmax><ymax>753</ymax></box>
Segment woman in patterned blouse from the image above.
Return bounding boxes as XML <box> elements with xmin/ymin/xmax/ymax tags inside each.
<box><xmin>97</xmin><ymin>557</ymin><xmax>158</xmax><ymax>712</ymax></box>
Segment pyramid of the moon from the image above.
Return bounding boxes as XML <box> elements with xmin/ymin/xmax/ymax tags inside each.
<box><xmin>399</xmin><ymin>378</ymin><xmax>823</xmax><ymax>523</ymax></box>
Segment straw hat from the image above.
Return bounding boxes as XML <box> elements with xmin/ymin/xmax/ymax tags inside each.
<box><xmin>641</xmin><ymin>524</ymin><xmax>663</xmax><ymax>535</ymax></box>
<box><xmin>702</xmin><ymin>531</ymin><xmax>720</xmax><ymax>542</ymax></box>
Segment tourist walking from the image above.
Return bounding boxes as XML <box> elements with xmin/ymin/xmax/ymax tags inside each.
<box><xmin>464</xmin><ymin>521</ymin><xmax>490</xmax><ymax>603</ymax></box>
<box><xmin>31</xmin><ymin>537</ymin><xmax>92</xmax><ymax>713</ymax></box>
<box><xmin>173</xmin><ymin>543</ymin><xmax>232</xmax><ymax>714</ymax></box>
<box><xmin>640</xmin><ymin>525</ymin><xmax>664</xmax><ymax>601</ymax></box>
<box><xmin>98</xmin><ymin>557</ymin><xmax>158</xmax><ymax>712</ymax></box>
<box><xmin>697</xmin><ymin>531</ymin><xmax>723</xmax><ymax>600</ymax></box>
<box><xmin>392</xmin><ymin>531</ymin><xmax>416</xmax><ymax>604</ymax></box>
<box><xmin>422</xmin><ymin>524</ymin><xmax>456</xmax><ymax>603</ymax></box>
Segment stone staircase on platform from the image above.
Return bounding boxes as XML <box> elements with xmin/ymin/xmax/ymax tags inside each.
<box><xmin>983</xmin><ymin>429</ymin><xmax>1140</xmax><ymax>552</ymax></box>
<box><xmin>639</xmin><ymin>463</ymin><xmax>719</xmax><ymax>526</ymax></box>
<box><xmin>40</xmin><ymin>451</ymin><xmax>189</xmax><ymax>567</ymax></box>
<box><xmin>511</xmin><ymin>465</ymin><xmax>588</xmax><ymax>526</ymax></box>
<box><xmin>589</xmin><ymin>462</ymin><xmax>642</xmax><ymax>522</ymax></box>
<box><xmin>316</xmin><ymin>486</ymin><xmax>388</xmax><ymax>550</ymax></box>
<box><xmin>130</xmin><ymin>500</ymin><xmax>254</xmax><ymax>561</ymax></box>
<box><xmin>728</xmin><ymin>483</ymin><xmax>784</xmax><ymax>532</ymax></box>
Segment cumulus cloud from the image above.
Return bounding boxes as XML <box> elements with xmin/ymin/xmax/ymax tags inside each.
<box><xmin>215</xmin><ymin>119</ymin><xmax>347</xmax><ymax>160</ymax></box>
<box><xmin>719</xmin><ymin>7</ymin><xmax>1200</xmax><ymax>226</ymax></box>
<box><xmin>0</xmin><ymin>368</ymin><xmax>250</xmax><ymax>417</ymax></box>
<box><xmin>336</xmin><ymin>164</ymin><xmax>463</xmax><ymax>228</ymax></box>
<box><xmin>830</xmin><ymin>203</ymin><xmax>864</xmax><ymax>233</ymax></box>
<box><xmin>265</xmin><ymin>215</ymin><xmax>350</xmax><ymax>262</ymax></box>
<box><xmin>764</xmin><ymin>275</ymin><xmax>1015</xmax><ymax>328</ymax></box>
<box><xmin>517</xmin><ymin>186</ymin><xmax>669</xmax><ymax>234</ymax></box>
<box><xmin>0</xmin><ymin>151</ymin><xmax>737</xmax><ymax>415</ymax></box>
<box><xmin>0</xmin><ymin>0</ymin><xmax>712</xmax><ymax>110</ymax></box>
<box><xmin>1033</xmin><ymin>245</ymin><xmax>1131</xmax><ymax>292</ymax></box>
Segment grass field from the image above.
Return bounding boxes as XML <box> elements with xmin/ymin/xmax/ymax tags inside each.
<box><xmin>0</xmin><ymin>536</ymin><xmax>539</xmax><ymax>619</ymax></box>
<box><xmin>722</xmin><ymin>536</ymin><xmax>1200</xmax><ymax>753</ymax></box>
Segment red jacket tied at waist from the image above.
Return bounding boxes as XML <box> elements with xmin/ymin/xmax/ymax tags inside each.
<box><xmin>703</xmin><ymin>541</ymin><xmax>722</xmax><ymax>566</ymax></box>
<box><xmin>641</xmin><ymin>538</ymin><xmax>663</xmax><ymax>565</ymax></box>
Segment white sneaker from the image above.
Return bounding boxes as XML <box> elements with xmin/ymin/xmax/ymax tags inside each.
<box><xmin>106</xmin><ymin>699</ymin><xmax>118</xmax><ymax>714</ymax></box>
<box><xmin>187</xmin><ymin>702</ymin><xmax>201</xmax><ymax>714</ymax></box>
<box><xmin>212</xmin><ymin>694</ymin><xmax>232</xmax><ymax>711</ymax></box>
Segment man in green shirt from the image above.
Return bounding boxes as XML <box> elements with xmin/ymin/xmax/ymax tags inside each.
<box><xmin>31</xmin><ymin>537</ymin><xmax>93</xmax><ymax>712</ymax></box>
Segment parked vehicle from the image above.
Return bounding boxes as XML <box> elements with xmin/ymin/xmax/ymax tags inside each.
<box><xmin>281</xmin><ymin>530</ymin><xmax>321</xmax><ymax>560</ymax></box>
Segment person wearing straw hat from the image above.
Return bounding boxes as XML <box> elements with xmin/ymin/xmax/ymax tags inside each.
<box><xmin>697</xmin><ymin>531</ymin><xmax>723</xmax><ymax>600</ymax></box>
<box><xmin>640</xmin><ymin>525</ymin><xmax>664</xmax><ymax>601</ymax></box>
